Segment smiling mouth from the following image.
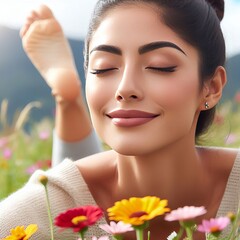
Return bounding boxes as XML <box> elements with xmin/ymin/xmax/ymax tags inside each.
<box><xmin>106</xmin><ymin>110</ymin><xmax>159</xmax><ymax>127</ymax></box>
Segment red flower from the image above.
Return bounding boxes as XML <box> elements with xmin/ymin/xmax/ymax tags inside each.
<box><xmin>54</xmin><ymin>206</ymin><xmax>103</xmax><ymax>233</ymax></box>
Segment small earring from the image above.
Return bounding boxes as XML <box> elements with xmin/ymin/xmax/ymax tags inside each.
<box><xmin>205</xmin><ymin>102</ymin><xmax>209</xmax><ymax>109</ymax></box>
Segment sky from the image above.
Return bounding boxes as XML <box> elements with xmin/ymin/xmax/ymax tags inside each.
<box><xmin>0</xmin><ymin>0</ymin><xmax>240</xmax><ymax>58</ymax></box>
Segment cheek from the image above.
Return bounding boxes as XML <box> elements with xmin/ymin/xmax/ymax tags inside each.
<box><xmin>85</xmin><ymin>78</ymin><xmax>113</xmax><ymax>117</ymax></box>
<box><xmin>86</xmin><ymin>79</ymin><xmax>100</xmax><ymax>115</ymax></box>
<box><xmin>152</xmin><ymin>75</ymin><xmax>200</xmax><ymax>110</ymax></box>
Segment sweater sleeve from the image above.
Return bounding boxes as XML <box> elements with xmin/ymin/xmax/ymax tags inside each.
<box><xmin>52</xmin><ymin>130</ymin><xmax>103</xmax><ymax>167</ymax></box>
<box><xmin>0</xmin><ymin>159</ymin><xmax>87</xmax><ymax>239</ymax></box>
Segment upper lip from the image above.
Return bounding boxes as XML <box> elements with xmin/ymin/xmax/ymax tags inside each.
<box><xmin>106</xmin><ymin>109</ymin><xmax>159</xmax><ymax>118</ymax></box>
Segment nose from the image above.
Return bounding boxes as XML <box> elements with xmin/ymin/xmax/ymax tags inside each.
<box><xmin>115</xmin><ymin>65</ymin><xmax>143</xmax><ymax>102</ymax></box>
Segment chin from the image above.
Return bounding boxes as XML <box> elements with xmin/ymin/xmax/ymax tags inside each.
<box><xmin>110</xmin><ymin>144</ymin><xmax>149</xmax><ymax>156</ymax></box>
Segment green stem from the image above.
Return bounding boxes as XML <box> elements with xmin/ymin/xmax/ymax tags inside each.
<box><xmin>44</xmin><ymin>186</ymin><xmax>54</xmax><ymax>240</ymax></box>
<box><xmin>175</xmin><ymin>226</ymin><xmax>184</xmax><ymax>240</ymax></box>
<box><xmin>228</xmin><ymin>199</ymin><xmax>240</xmax><ymax>239</ymax></box>
<box><xmin>6</xmin><ymin>167</ymin><xmax>12</xmax><ymax>196</ymax></box>
<box><xmin>136</xmin><ymin>228</ymin><xmax>144</xmax><ymax>240</ymax></box>
<box><xmin>147</xmin><ymin>230</ymin><xmax>150</xmax><ymax>240</ymax></box>
<box><xmin>79</xmin><ymin>231</ymin><xmax>85</xmax><ymax>240</ymax></box>
<box><xmin>113</xmin><ymin>235</ymin><xmax>123</xmax><ymax>240</ymax></box>
<box><xmin>79</xmin><ymin>227</ymin><xmax>88</xmax><ymax>240</ymax></box>
<box><xmin>185</xmin><ymin>226</ymin><xmax>193</xmax><ymax>240</ymax></box>
<box><xmin>206</xmin><ymin>233</ymin><xmax>218</xmax><ymax>240</ymax></box>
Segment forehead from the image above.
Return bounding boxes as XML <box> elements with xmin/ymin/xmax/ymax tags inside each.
<box><xmin>89</xmin><ymin>3</ymin><xmax>195</xmax><ymax>56</ymax></box>
<box><xmin>91</xmin><ymin>3</ymin><xmax>162</xmax><ymax>44</ymax></box>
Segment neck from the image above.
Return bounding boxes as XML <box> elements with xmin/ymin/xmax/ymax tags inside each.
<box><xmin>115</xmin><ymin>140</ymin><xmax>209</xmax><ymax>208</ymax></box>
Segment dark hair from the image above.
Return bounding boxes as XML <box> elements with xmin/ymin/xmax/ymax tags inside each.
<box><xmin>84</xmin><ymin>0</ymin><xmax>225</xmax><ymax>141</ymax></box>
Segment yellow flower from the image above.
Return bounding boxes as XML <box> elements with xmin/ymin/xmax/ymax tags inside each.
<box><xmin>107</xmin><ymin>196</ymin><xmax>170</xmax><ymax>226</ymax></box>
<box><xmin>2</xmin><ymin>224</ymin><xmax>38</xmax><ymax>240</ymax></box>
<box><xmin>0</xmin><ymin>159</ymin><xmax>8</xmax><ymax>169</ymax></box>
<box><xmin>38</xmin><ymin>175</ymin><xmax>48</xmax><ymax>186</ymax></box>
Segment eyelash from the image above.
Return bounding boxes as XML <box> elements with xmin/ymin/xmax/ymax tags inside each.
<box><xmin>90</xmin><ymin>68</ymin><xmax>117</xmax><ymax>75</ymax></box>
<box><xmin>90</xmin><ymin>66</ymin><xmax>177</xmax><ymax>75</ymax></box>
<box><xmin>146</xmin><ymin>66</ymin><xmax>177</xmax><ymax>72</ymax></box>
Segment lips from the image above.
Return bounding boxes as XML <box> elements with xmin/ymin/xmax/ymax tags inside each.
<box><xmin>106</xmin><ymin>110</ymin><xmax>159</xmax><ymax>127</ymax></box>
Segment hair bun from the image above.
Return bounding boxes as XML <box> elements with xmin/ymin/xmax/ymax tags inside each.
<box><xmin>206</xmin><ymin>0</ymin><xmax>225</xmax><ymax>21</ymax></box>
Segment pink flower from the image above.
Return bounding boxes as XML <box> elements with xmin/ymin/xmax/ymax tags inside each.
<box><xmin>197</xmin><ymin>217</ymin><xmax>230</xmax><ymax>233</ymax></box>
<box><xmin>3</xmin><ymin>148</ymin><xmax>12</xmax><ymax>159</ymax></box>
<box><xmin>165</xmin><ymin>206</ymin><xmax>207</xmax><ymax>221</ymax></box>
<box><xmin>26</xmin><ymin>160</ymin><xmax>51</xmax><ymax>175</ymax></box>
<box><xmin>225</xmin><ymin>134</ymin><xmax>238</xmax><ymax>145</ymax></box>
<box><xmin>39</xmin><ymin>130</ymin><xmax>50</xmax><ymax>140</ymax></box>
<box><xmin>26</xmin><ymin>164</ymin><xmax>41</xmax><ymax>175</ymax></box>
<box><xmin>99</xmin><ymin>221</ymin><xmax>134</xmax><ymax>235</ymax></box>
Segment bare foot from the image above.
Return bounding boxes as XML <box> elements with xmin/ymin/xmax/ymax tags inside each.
<box><xmin>20</xmin><ymin>4</ymin><xmax>80</xmax><ymax>101</ymax></box>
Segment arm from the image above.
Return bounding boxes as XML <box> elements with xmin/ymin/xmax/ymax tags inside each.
<box><xmin>51</xmin><ymin>73</ymin><xmax>103</xmax><ymax>166</ymax></box>
<box><xmin>52</xmin><ymin>90</ymin><xmax>103</xmax><ymax>165</ymax></box>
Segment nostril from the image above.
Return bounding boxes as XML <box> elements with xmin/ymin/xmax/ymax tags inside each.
<box><xmin>116</xmin><ymin>95</ymin><xmax>123</xmax><ymax>101</ymax></box>
<box><xmin>116</xmin><ymin>94</ymin><xmax>138</xmax><ymax>101</ymax></box>
<box><xmin>130</xmin><ymin>95</ymin><xmax>137</xmax><ymax>99</ymax></box>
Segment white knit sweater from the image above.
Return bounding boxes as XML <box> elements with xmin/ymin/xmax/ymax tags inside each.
<box><xmin>0</xmin><ymin>159</ymin><xmax>107</xmax><ymax>239</ymax></box>
<box><xmin>0</xmin><ymin>151</ymin><xmax>240</xmax><ymax>239</ymax></box>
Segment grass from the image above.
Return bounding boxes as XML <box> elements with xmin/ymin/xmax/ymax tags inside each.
<box><xmin>0</xmin><ymin>99</ymin><xmax>53</xmax><ymax>199</ymax></box>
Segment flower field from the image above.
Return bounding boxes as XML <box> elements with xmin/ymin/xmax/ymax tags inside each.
<box><xmin>0</xmin><ymin>96</ymin><xmax>240</xmax><ymax>200</ymax></box>
<box><xmin>0</xmin><ymin>99</ymin><xmax>53</xmax><ymax>199</ymax></box>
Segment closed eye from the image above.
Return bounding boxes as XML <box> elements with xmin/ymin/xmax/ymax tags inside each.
<box><xmin>146</xmin><ymin>66</ymin><xmax>177</xmax><ymax>72</ymax></box>
<box><xmin>90</xmin><ymin>68</ymin><xmax>118</xmax><ymax>75</ymax></box>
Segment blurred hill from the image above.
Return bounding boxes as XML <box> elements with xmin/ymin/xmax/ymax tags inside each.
<box><xmin>0</xmin><ymin>25</ymin><xmax>239</xmax><ymax>124</ymax></box>
<box><xmin>224</xmin><ymin>54</ymin><xmax>240</xmax><ymax>102</ymax></box>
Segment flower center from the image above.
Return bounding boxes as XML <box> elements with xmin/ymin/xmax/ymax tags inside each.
<box><xmin>210</xmin><ymin>226</ymin><xmax>220</xmax><ymax>233</ymax></box>
<box><xmin>72</xmin><ymin>215</ymin><xmax>88</xmax><ymax>225</ymax></box>
<box><xmin>15</xmin><ymin>233</ymin><xmax>25</xmax><ymax>239</ymax></box>
<box><xmin>130</xmin><ymin>211</ymin><xmax>148</xmax><ymax>218</ymax></box>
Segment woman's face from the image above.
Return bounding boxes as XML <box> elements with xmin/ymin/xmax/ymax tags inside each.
<box><xmin>86</xmin><ymin>3</ymin><xmax>204</xmax><ymax>155</ymax></box>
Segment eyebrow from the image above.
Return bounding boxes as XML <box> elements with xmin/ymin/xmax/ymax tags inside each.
<box><xmin>138</xmin><ymin>41</ymin><xmax>186</xmax><ymax>55</ymax></box>
<box><xmin>90</xmin><ymin>45</ymin><xmax>122</xmax><ymax>55</ymax></box>
<box><xmin>89</xmin><ymin>41</ymin><xmax>186</xmax><ymax>56</ymax></box>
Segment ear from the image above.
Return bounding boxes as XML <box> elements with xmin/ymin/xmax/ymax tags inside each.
<box><xmin>200</xmin><ymin>66</ymin><xmax>227</xmax><ymax>111</ymax></box>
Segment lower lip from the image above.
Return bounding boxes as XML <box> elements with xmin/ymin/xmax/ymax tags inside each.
<box><xmin>111</xmin><ymin>117</ymin><xmax>155</xmax><ymax>127</ymax></box>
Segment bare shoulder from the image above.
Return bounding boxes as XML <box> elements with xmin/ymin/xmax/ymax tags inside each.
<box><xmin>74</xmin><ymin>150</ymin><xmax>117</xmax><ymax>184</ymax></box>
<box><xmin>197</xmin><ymin>146</ymin><xmax>239</xmax><ymax>174</ymax></box>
